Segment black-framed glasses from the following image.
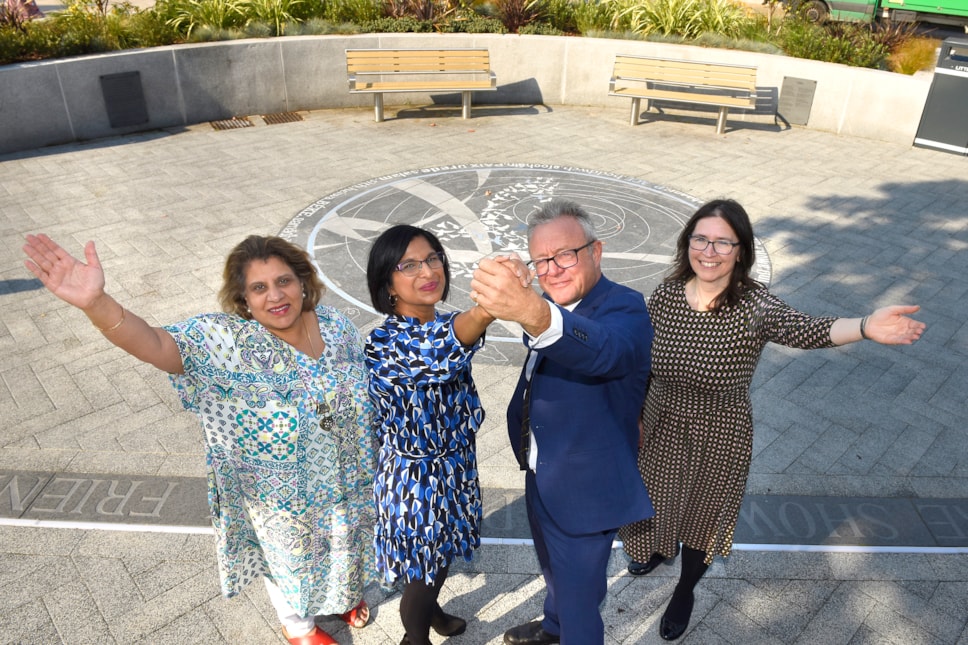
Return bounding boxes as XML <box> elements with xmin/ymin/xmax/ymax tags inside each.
<box><xmin>688</xmin><ymin>235</ymin><xmax>739</xmax><ymax>255</ymax></box>
<box><xmin>396</xmin><ymin>252</ymin><xmax>445</xmax><ymax>277</ymax></box>
<box><xmin>528</xmin><ymin>240</ymin><xmax>595</xmax><ymax>277</ymax></box>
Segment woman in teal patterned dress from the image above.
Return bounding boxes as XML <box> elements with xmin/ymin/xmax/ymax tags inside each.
<box><xmin>365</xmin><ymin>224</ymin><xmax>527</xmax><ymax>645</ymax></box>
<box><xmin>23</xmin><ymin>234</ymin><xmax>376</xmax><ymax>645</ymax></box>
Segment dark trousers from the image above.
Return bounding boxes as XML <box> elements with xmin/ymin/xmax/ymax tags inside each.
<box><xmin>526</xmin><ymin>470</ymin><xmax>616</xmax><ymax>645</ymax></box>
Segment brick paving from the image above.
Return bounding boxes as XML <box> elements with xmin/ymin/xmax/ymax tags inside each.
<box><xmin>1</xmin><ymin>105</ymin><xmax>967</xmax><ymax>644</ymax></box>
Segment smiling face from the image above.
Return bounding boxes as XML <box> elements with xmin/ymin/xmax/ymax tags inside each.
<box><xmin>688</xmin><ymin>215</ymin><xmax>740</xmax><ymax>291</ymax></box>
<box><xmin>389</xmin><ymin>235</ymin><xmax>447</xmax><ymax>322</ymax></box>
<box><xmin>243</xmin><ymin>255</ymin><xmax>305</xmax><ymax>334</ymax></box>
<box><xmin>530</xmin><ymin>216</ymin><xmax>602</xmax><ymax>306</ymax></box>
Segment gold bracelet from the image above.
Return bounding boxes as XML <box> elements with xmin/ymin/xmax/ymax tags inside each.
<box><xmin>96</xmin><ymin>308</ymin><xmax>126</xmax><ymax>333</ymax></box>
<box><xmin>859</xmin><ymin>315</ymin><xmax>870</xmax><ymax>340</ymax></box>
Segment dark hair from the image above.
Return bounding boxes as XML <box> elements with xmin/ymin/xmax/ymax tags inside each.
<box><xmin>527</xmin><ymin>198</ymin><xmax>598</xmax><ymax>243</ymax></box>
<box><xmin>667</xmin><ymin>199</ymin><xmax>758</xmax><ymax>312</ymax></box>
<box><xmin>367</xmin><ymin>225</ymin><xmax>451</xmax><ymax>316</ymax></box>
<box><xmin>218</xmin><ymin>235</ymin><xmax>324</xmax><ymax>319</ymax></box>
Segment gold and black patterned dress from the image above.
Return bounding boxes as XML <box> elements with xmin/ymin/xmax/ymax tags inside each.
<box><xmin>619</xmin><ymin>280</ymin><xmax>836</xmax><ymax>565</ymax></box>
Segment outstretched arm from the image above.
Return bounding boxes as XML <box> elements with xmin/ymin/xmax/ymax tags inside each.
<box><xmin>829</xmin><ymin>304</ymin><xmax>926</xmax><ymax>346</ymax></box>
<box><xmin>24</xmin><ymin>234</ymin><xmax>185</xmax><ymax>374</ymax></box>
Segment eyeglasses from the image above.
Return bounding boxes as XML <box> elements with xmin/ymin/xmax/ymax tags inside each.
<box><xmin>396</xmin><ymin>252</ymin><xmax>445</xmax><ymax>277</ymax></box>
<box><xmin>528</xmin><ymin>241</ymin><xmax>595</xmax><ymax>277</ymax></box>
<box><xmin>688</xmin><ymin>235</ymin><xmax>739</xmax><ymax>255</ymax></box>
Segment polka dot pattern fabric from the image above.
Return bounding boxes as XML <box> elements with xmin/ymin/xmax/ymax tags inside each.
<box><xmin>619</xmin><ymin>280</ymin><xmax>835</xmax><ymax>565</ymax></box>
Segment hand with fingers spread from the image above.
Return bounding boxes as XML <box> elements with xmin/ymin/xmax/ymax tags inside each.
<box><xmin>23</xmin><ymin>234</ymin><xmax>106</xmax><ymax>310</ymax></box>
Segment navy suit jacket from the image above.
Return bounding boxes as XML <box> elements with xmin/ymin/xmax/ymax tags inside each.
<box><xmin>507</xmin><ymin>275</ymin><xmax>655</xmax><ymax>535</ymax></box>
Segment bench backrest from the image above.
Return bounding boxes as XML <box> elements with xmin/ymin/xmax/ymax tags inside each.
<box><xmin>346</xmin><ymin>49</ymin><xmax>492</xmax><ymax>75</ymax></box>
<box><xmin>612</xmin><ymin>54</ymin><xmax>756</xmax><ymax>91</ymax></box>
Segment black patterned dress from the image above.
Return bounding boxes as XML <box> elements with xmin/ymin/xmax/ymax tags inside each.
<box><xmin>365</xmin><ymin>311</ymin><xmax>484</xmax><ymax>586</ymax></box>
<box><xmin>619</xmin><ymin>280</ymin><xmax>835</xmax><ymax>565</ymax></box>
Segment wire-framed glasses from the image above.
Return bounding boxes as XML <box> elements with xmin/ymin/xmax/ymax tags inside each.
<box><xmin>688</xmin><ymin>235</ymin><xmax>739</xmax><ymax>255</ymax></box>
<box><xmin>527</xmin><ymin>240</ymin><xmax>595</xmax><ymax>277</ymax></box>
<box><xmin>396</xmin><ymin>252</ymin><xmax>445</xmax><ymax>277</ymax></box>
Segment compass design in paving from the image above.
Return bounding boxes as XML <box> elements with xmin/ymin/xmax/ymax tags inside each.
<box><xmin>280</xmin><ymin>163</ymin><xmax>771</xmax><ymax>364</ymax></box>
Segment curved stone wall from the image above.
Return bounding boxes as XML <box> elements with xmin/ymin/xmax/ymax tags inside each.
<box><xmin>0</xmin><ymin>33</ymin><xmax>931</xmax><ymax>155</ymax></box>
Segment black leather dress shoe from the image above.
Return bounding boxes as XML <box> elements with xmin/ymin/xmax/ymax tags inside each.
<box><xmin>503</xmin><ymin>621</ymin><xmax>561</xmax><ymax>645</ymax></box>
<box><xmin>659</xmin><ymin>591</ymin><xmax>695</xmax><ymax>641</ymax></box>
<box><xmin>628</xmin><ymin>545</ymin><xmax>680</xmax><ymax>576</ymax></box>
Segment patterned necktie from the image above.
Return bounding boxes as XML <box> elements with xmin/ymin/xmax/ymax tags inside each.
<box><xmin>518</xmin><ymin>379</ymin><xmax>532</xmax><ymax>471</ymax></box>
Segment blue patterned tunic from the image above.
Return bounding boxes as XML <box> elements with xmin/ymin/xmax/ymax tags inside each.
<box><xmin>164</xmin><ymin>305</ymin><xmax>377</xmax><ymax>616</ymax></box>
<box><xmin>365</xmin><ymin>311</ymin><xmax>484</xmax><ymax>585</ymax></box>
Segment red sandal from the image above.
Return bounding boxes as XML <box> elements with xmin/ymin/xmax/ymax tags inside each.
<box><xmin>282</xmin><ymin>626</ymin><xmax>337</xmax><ymax>645</ymax></box>
<box><xmin>340</xmin><ymin>599</ymin><xmax>370</xmax><ymax>628</ymax></box>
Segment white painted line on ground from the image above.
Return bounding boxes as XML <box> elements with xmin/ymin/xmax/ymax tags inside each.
<box><xmin>4</xmin><ymin>519</ymin><xmax>967</xmax><ymax>555</ymax></box>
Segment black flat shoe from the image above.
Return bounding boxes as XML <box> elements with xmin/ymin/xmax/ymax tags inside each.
<box><xmin>503</xmin><ymin>621</ymin><xmax>560</xmax><ymax>645</ymax></box>
<box><xmin>628</xmin><ymin>545</ymin><xmax>680</xmax><ymax>576</ymax></box>
<box><xmin>659</xmin><ymin>591</ymin><xmax>695</xmax><ymax>641</ymax></box>
<box><xmin>432</xmin><ymin>610</ymin><xmax>467</xmax><ymax>636</ymax></box>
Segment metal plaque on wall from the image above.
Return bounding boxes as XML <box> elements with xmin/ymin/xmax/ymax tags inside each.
<box><xmin>100</xmin><ymin>71</ymin><xmax>149</xmax><ymax>129</ymax></box>
<box><xmin>777</xmin><ymin>76</ymin><xmax>817</xmax><ymax>126</ymax></box>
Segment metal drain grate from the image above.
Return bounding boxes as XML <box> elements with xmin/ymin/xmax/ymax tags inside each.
<box><xmin>262</xmin><ymin>112</ymin><xmax>304</xmax><ymax>125</ymax></box>
<box><xmin>211</xmin><ymin>116</ymin><xmax>253</xmax><ymax>130</ymax></box>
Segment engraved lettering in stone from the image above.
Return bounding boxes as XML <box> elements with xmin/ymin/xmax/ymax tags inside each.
<box><xmin>918</xmin><ymin>504</ymin><xmax>968</xmax><ymax>539</ymax></box>
<box><xmin>32</xmin><ymin>477</ymin><xmax>87</xmax><ymax>513</ymax></box>
<box><xmin>129</xmin><ymin>482</ymin><xmax>178</xmax><ymax>517</ymax></box>
<box><xmin>95</xmin><ymin>480</ymin><xmax>143</xmax><ymax>516</ymax></box>
<box><xmin>815</xmin><ymin>502</ymin><xmax>865</xmax><ymax>539</ymax></box>
<box><xmin>69</xmin><ymin>480</ymin><xmax>104</xmax><ymax>514</ymax></box>
<box><xmin>738</xmin><ymin>500</ymin><xmax>786</xmax><ymax>538</ymax></box>
<box><xmin>857</xmin><ymin>504</ymin><xmax>899</xmax><ymax>540</ymax></box>
<box><xmin>0</xmin><ymin>474</ymin><xmax>46</xmax><ymax>513</ymax></box>
<box><xmin>778</xmin><ymin>502</ymin><xmax>817</xmax><ymax>538</ymax></box>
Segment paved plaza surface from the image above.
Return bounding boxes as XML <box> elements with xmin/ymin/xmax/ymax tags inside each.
<box><xmin>1</xmin><ymin>104</ymin><xmax>968</xmax><ymax>644</ymax></box>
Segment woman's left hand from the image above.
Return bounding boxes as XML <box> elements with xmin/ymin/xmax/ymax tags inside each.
<box><xmin>866</xmin><ymin>305</ymin><xmax>926</xmax><ymax>345</ymax></box>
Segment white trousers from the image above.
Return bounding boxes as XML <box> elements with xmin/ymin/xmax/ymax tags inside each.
<box><xmin>264</xmin><ymin>578</ymin><xmax>316</xmax><ymax>637</ymax></box>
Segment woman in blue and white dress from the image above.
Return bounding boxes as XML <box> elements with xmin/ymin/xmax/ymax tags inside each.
<box><xmin>365</xmin><ymin>224</ymin><xmax>526</xmax><ymax>645</ymax></box>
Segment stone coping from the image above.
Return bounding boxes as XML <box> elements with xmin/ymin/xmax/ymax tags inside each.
<box><xmin>0</xmin><ymin>33</ymin><xmax>931</xmax><ymax>155</ymax></box>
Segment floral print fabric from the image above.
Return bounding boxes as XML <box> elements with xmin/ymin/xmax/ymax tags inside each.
<box><xmin>165</xmin><ymin>305</ymin><xmax>376</xmax><ymax>616</ymax></box>
<box><xmin>366</xmin><ymin>311</ymin><xmax>484</xmax><ymax>585</ymax></box>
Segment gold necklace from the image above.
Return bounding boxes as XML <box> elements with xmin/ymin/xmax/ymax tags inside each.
<box><xmin>303</xmin><ymin>315</ymin><xmax>317</xmax><ymax>358</ymax></box>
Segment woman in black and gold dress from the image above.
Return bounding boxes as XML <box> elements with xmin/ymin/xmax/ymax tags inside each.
<box><xmin>618</xmin><ymin>199</ymin><xmax>926</xmax><ymax>641</ymax></box>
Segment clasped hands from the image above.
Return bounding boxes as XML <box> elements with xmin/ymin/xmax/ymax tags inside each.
<box><xmin>471</xmin><ymin>254</ymin><xmax>550</xmax><ymax>335</ymax></box>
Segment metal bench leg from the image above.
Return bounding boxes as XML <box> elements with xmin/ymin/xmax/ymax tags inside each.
<box><xmin>629</xmin><ymin>97</ymin><xmax>641</xmax><ymax>126</ymax></box>
<box><xmin>374</xmin><ymin>94</ymin><xmax>384</xmax><ymax>123</ymax></box>
<box><xmin>461</xmin><ymin>91</ymin><xmax>472</xmax><ymax>119</ymax></box>
<box><xmin>716</xmin><ymin>107</ymin><xmax>728</xmax><ymax>135</ymax></box>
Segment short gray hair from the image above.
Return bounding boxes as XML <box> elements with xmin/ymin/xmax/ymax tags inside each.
<box><xmin>527</xmin><ymin>199</ymin><xmax>598</xmax><ymax>243</ymax></box>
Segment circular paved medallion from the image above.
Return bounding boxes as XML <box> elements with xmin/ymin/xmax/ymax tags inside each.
<box><xmin>280</xmin><ymin>164</ymin><xmax>771</xmax><ymax>364</ymax></box>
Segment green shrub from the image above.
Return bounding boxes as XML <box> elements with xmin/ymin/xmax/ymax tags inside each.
<box><xmin>359</xmin><ymin>15</ymin><xmax>432</xmax><ymax>30</ymax></box>
<box><xmin>606</xmin><ymin>0</ymin><xmax>754</xmax><ymax>39</ymax></box>
<box><xmin>157</xmin><ymin>0</ymin><xmax>245</xmax><ymax>37</ymax></box>
<box><xmin>323</xmin><ymin>0</ymin><xmax>382</xmax><ymax>22</ymax></box>
<box><xmin>540</xmin><ymin>0</ymin><xmax>577</xmax><ymax>33</ymax></box>
<box><xmin>240</xmin><ymin>0</ymin><xmax>303</xmax><ymax>35</ymax></box>
<box><xmin>518</xmin><ymin>20</ymin><xmax>563</xmax><ymax>34</ymax></box>
<box><xmin>572</xmin><ymin>0</ymin><xmax>613</xmax><ymax>34</ymax></box>
<box><xmin>437</xmin><ymin>12</ymin><xmax>506</xmax><ymax>31</ymax></box>
<box><xmin>778</xmin><ymin>16</ymin><xmax>889</xmax><ymax>68</ymax></box>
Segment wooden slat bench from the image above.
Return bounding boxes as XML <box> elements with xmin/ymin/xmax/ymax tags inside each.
<box><xmin>346</xmin><ymin>48</ymin><xmax>497</xmax><ymax>123</ymax></box>
<box><xmin>608</xmin><ymin>54</ymin><xmax>757</xmax><ymax>134</ymax></box>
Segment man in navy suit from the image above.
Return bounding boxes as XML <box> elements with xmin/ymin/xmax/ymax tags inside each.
<box><xmin>471</xmin><ymin>199</ymin><xmax>655</xmax><ymax>645</ymax></box>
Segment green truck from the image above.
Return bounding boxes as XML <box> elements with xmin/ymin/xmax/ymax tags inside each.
<box><xmin>793</xmin><ymin>0</ymin><xmax>968</xmax><ymax>27</ymax></box>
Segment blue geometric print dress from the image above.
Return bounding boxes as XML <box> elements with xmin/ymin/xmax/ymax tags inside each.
<box><xmin>365</xmin><ymin>311</ymin><xmax>484</xmax><ymax>586</ymax></box>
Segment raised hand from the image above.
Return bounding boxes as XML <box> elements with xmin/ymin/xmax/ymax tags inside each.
<box><xmin>865</xmin><ymin>305</ymin><xmax>926</xmax><ymax>345</ymax></box>
<box><xmin>23</xmin><ymin>234</ymin><xmax>106</xmax><ymax>310</ymax></box>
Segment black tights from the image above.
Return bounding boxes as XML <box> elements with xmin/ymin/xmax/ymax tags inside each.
<box><xmin>666</xmin><ymin>545</ymin><xmax>708</xmax><ymax>622</ymax></box>
<box><xmin>399</xmin><ymin>565</ymin><xmax>450</xmax><ymax>645</ymax></box>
